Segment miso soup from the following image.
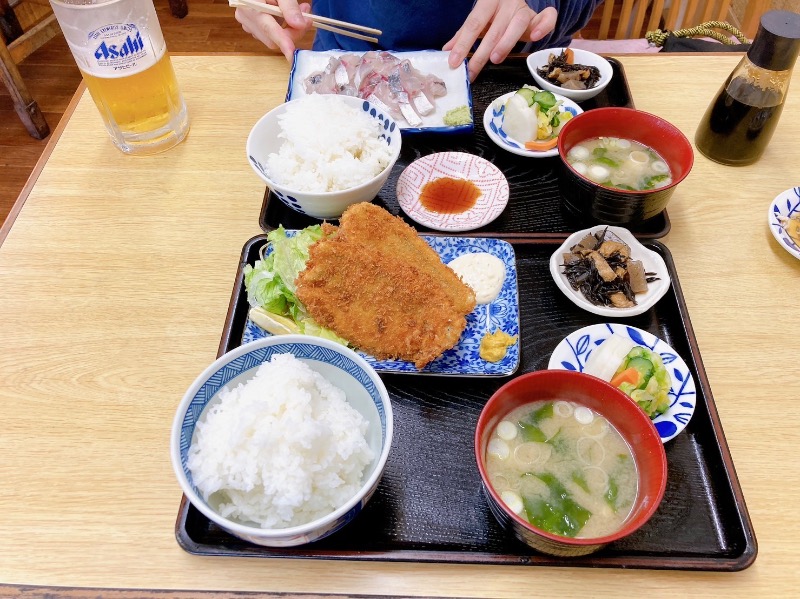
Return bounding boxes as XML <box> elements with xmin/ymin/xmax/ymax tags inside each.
<box><xmin>567</xmin><ymin>137</ymin><xmax>672</xmax><ymax>191</ymax></box>
<box><xmin>485</xmin><ymin>400</ymin><xmax>637</xmax><ymax>539</ymax></box>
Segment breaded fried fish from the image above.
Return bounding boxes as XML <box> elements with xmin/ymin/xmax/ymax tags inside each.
<box><xmin>296</xmin><ymin>203</ymin><xmax>476</xmax><ymax>368</ymax></box>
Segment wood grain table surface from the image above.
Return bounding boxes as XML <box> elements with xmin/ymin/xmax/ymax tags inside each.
<box><xmin>0</xmin><ymin>53</ymin><xmax>798</xmax><ymax>598</ymax></box>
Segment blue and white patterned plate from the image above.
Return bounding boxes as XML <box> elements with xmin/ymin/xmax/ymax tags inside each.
<box><xmin>482</xmin><ymin>90</ymin><xmax>583</xmax><ymax>158</ymax></box>
<box><xmin>243</xmin><ymin>236</ymin><xmax>520</xmax><ymax>376</ymax></box>
<box><xmin>287</xmin><ymin>49</ymin><xmax>473</xmax><ymax>134</ymax></box>
<box><xmin>547</xmin><ymin>323</ymin><xmax>696</xmax><ymax>443</ymax></box>
<box><xmin>768</xmin><ymin>186</ymin><xmax>800</xmax><ymax>260</ymax></box>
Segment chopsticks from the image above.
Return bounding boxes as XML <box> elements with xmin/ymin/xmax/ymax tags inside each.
<box><xmin>228</xmin><ymin>0</ymin><xmax>381</xmax><ymax>44</ymax></box>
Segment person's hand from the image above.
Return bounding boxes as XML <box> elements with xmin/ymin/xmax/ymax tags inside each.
<box><xmin>443</xmin><ymin>0</ymin><xmax>558</xmax><ymax>81</ymax></box>
<box><xmin>235</xmin><ymin>0</ymin><xmax>313</xmax><ymax>61</ymax></box>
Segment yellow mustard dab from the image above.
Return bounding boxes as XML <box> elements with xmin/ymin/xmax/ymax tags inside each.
<box><xmin>480</xmin><ymin>330</ymin><xmax>518</xmax><ymax>362</ymax></box>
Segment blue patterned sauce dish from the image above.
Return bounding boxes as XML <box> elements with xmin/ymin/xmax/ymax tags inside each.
<box><xmin>246</xmin><ymin>95</ymin><xmax>402</xmax><ymax>219</ymax></box>
<box><xmin>170</xmin><ymin>335</ymin><xmax>393</xmax><ymax>547</ymax></box>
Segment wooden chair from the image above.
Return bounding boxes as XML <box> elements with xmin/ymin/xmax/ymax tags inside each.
<box><xmin>1</xmin><ymin>0</ymin><xmax>188</xmax><ymax>140</ymax></box>
<box><xmin>1</xmin><ymin>0</ymin><xmax>60</xmax><ymax>138</ymax></box>
<box><xmin>595</xmin><ymin>0</ymin><xmax>772</xmax><ymax>41</ymax></box>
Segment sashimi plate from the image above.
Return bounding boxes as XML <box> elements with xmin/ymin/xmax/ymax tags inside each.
<box><xmin>243</xmin><ymin>236</ymin><xmax>520</xmax><ymax>376</ymax></box>
<box><xmin>548</xmin><ymin>323</ymin><xmax>696</xmax><ymax>443</ymax></box>
<box><xmin>287</xmin><ymin>49</ymin><xmax>473</xmax><ymax>133</ymax></box>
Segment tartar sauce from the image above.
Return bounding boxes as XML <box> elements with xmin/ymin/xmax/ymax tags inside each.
<box><xmin>448</xmin><ymin>252</ymin><xmax>506</xmax><ymax>304</ymax></box>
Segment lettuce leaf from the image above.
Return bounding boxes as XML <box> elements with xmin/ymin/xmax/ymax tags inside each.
<box><xmin>243</xmin><ymin>225</ymin><xmax>349</xmax><ymax>346</ymax></box>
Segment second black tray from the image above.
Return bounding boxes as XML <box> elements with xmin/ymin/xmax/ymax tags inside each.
<box><xmin>259</xmin><ymin>56</ymin><xmax>670</xmax><ymax>239</ymax></box>
<box><xmin>176</xmin><ymin>237</ymin><xmax>754</xmax><ymax>571</ymax></box>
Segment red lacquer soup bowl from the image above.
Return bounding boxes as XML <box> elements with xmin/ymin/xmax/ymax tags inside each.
<box><xmin>475</xmin><ymin>369</ymin><xmax>667</xmax><ymax>557</ymax></box>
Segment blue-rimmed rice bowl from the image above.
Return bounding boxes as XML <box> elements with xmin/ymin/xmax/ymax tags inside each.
<box><xmin>246</xmin><ymin>95</ymin><xmax>402</xmax><ymax>219</ymax></box>
<box><xmin>170</xmin><ymin>335</ymin><xmax>393</xmax><ymax>547</ymax></box>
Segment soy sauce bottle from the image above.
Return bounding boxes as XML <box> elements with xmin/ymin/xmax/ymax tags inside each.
<box><xmin>695</xmin><ymin>10</ymin><xmax>800</xmax><ymax>166</ymax></box>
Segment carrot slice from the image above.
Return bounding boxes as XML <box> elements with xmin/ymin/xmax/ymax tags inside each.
<box><xmin>610</xmin><ymin>367</ymin><xmax>640</xmax><ymax>388</ymax></box>
<box><xmin>524</xmin><ymin>138</ymin><xmax>558</xmax><ymax>151</ymax></box>
<box><xmin>564</xmin><ymin>48</ymin><xmax>575</xmax><ymax>64</ymax></box>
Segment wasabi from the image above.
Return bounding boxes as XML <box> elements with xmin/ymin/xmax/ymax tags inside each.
<box><xmin>443</xmin><ymin>105</ymin><xmax>472</xmax><ymax>126</ymax></box>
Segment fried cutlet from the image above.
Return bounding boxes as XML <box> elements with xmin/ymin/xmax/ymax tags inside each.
<box><xmin>296</xmin><ymin>204</ymin><xmax>476</xmax><ymax>368</ymax></box>
<box><xmin>335</xmin><ymin>202</ymin><xmax>476</xmax><ymax>314</ymax></box>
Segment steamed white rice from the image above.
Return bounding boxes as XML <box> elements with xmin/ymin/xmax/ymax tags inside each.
<box><xmin>266</xmin><ymin>94</ymin><xmax>393</xmax><ymax>192</ymax></box>
<box><xmin>187</xmin><ymin>353</ymin><xmax>374</xmax><ymax>529</ymax></box>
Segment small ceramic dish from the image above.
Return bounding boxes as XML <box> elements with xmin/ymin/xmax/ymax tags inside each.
<box><xmin>395</xmin><ymin>151</ymin><xmax>509</xmax><ymax>232</ymax></box>
<box><xmin>768</xmin><ymin>186</ymin><xmax>800</xmax><ymax>260</ymax></box>
<box><xmin>483</xmin><ymin>91</ymin><xmax>582</xmax><ymax>158</ymax></box>
<box><xmin>526</xmin><ymin>47</ymin><xmax>613</xmax><ymax>103</ymax></box>
<box><xmin>549</xmin><ymin>225</ymin><xmax>670</xmax><ymax>317</ymax></box>
<box><xmin>548</xmin><ymin>323</ymin><xmax>697</xmax><ymax>443</ymax></box>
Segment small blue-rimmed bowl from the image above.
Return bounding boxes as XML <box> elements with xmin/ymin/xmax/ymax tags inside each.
<box><xmin>483</xmin><ymin>90</ymin><xmax>582</xmax><ymax>158</ymax></box>
<box><xmin>170</xmin><ymin>335</ymin><xmax>393</xmax><ymax>547</ymax></box>
<box><xmin>246</xmin><ymin>95</ymin><xmax>402</xmax><ymax>219</ymax></box>
<box><xmin>548</xmin><ymin>323</ymin><xmax>696</xmax><ymax>443</ymax></box>
<box><xmin>768</xmin><ymin>186</ymin><xmax>800</xmax><ymax>260</ymax></box>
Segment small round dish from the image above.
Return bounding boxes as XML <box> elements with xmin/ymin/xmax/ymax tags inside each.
<box><xmin>549</xmin><ymin>225</ymin><xmax>670</xmax><ymax>317</ymax></box>
<box><xmin>396</xmin><ymin>151</ymin><xmax>509</xmax><ymax>232</ymax></box>
<box><xmin>526</xmin><ymin>47</ymin><xmax>613</xmax><ymax>102</ymax></box>
<box><xmin>483</xmin><ymin>91</ymin><xmax>582</xmax><ymax>158</ymax></box>
<box><xmin>548</xmin><ymin>323</ymin><xmax>696</xmax><ymax>443</ymax></box>
<box><xmin>768</xmin><ymin>186</ymin><xmax>800</xmax><ymax>260</ymax></box>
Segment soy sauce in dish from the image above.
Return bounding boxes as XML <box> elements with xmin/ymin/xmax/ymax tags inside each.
<box><xmin>419</xmin><ymin>177</ymin><xmax>481</xmax><ymax>214</ymax></box>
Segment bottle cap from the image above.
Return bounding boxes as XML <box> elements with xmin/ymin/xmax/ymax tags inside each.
<box><xmin>748</xmin><ymin>10</ymin><xmax>800</xmax><ymax>71</ymax></box>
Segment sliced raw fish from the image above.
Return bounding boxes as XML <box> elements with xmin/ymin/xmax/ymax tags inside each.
<box><xmin>302</xmin><ymin>51</ymin><xmax>448</xmax><ymax>126</ymax></box>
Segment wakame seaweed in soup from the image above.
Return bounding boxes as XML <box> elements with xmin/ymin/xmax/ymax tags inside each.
<box><xmin>485</xmin><ymin>400</ymin><xmax>637</xmax><ymax>538</ymax></box>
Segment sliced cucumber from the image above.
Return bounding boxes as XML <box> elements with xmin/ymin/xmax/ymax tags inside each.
<box><xmin>533</xmin><ymin>90</ymin><xmax>557</xmax><ymax>110</ymax></box>
<box><xmin>515</xmin><ymin>87</ymin><xmax>536</xmax><ymax>106</ymax></box>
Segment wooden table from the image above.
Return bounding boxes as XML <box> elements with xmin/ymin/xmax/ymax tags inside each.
<box><xmin>1</xmin><ymin>53</ymin><xmax>798</xmax><ymax>598</ymax></box>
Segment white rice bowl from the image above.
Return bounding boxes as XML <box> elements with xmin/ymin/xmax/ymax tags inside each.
<box><xmin>266</xmin><ymin>94</ymin><xmax>394</xmax><ymax>192</ymax></box>
<box><xmin>186</xmin><ymin>353</ymin><xmax>374</xmax><ymax>529</ymax></box>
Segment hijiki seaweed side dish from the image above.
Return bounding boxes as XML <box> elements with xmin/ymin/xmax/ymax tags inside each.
<box><xmin>536</xmin><ymin>49</ymin><xmax>601</xmax><ymax>90</ymax></box>
<box><xmin>561</xmin><ymin>229</ymin><xmax>659</xmax><ymax>308</ymax></box>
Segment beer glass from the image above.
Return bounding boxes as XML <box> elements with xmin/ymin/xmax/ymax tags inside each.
<box><xmin>50</xmin><ymin>0</ymin><xmax>189</xmax><ymax>155</ymax></box>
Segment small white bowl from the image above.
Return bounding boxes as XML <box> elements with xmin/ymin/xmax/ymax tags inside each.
<box><xmin>246</xmin><ymin>95</ymin><xmax>402</xmax><ymax>219</ymax></box>
<box><xmin>396</xmin><ymin>151</ymin><xmax>509</xmax><ymax>232</ymax></box>
<box><xmin>171</xmin><ymin>335</ymin><xmax>393</xmax><ymax>547</ymax></box>
<box><xmin>768</xmin><ymin>186</ymin><xmax>800</xmax><ymax>260</ymax></box>
<box><xmin>549</xmin><ymin>225</ymin><xmax>671</xmax><ymax>317</ymax></box>
<box><xmin>526</xmin><ymin>47</ymin><xmax>613</xmax><ymax>102</ymax></box>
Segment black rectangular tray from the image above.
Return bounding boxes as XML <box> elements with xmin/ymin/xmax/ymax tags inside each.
<box><xmin>175</xmin><ymin>237</ymin><xmax>755</xmax><ymax>571</ymax></box>
<box><xmin>259</xmin><ymin>56</ymin><xmax>670</xmax><ymax>240</ymax></box>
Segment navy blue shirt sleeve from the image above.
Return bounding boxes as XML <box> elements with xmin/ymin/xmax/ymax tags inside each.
<box><xmin>311</xmin><ymin>1</ymin><xmax>603</xmax><ymax>52</ymax></box>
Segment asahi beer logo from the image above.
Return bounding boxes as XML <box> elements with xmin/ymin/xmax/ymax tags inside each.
<box><xmin>88</xmin><ymin>23</ymin><xmax>147</xmax><ymax>72</ymax></box>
